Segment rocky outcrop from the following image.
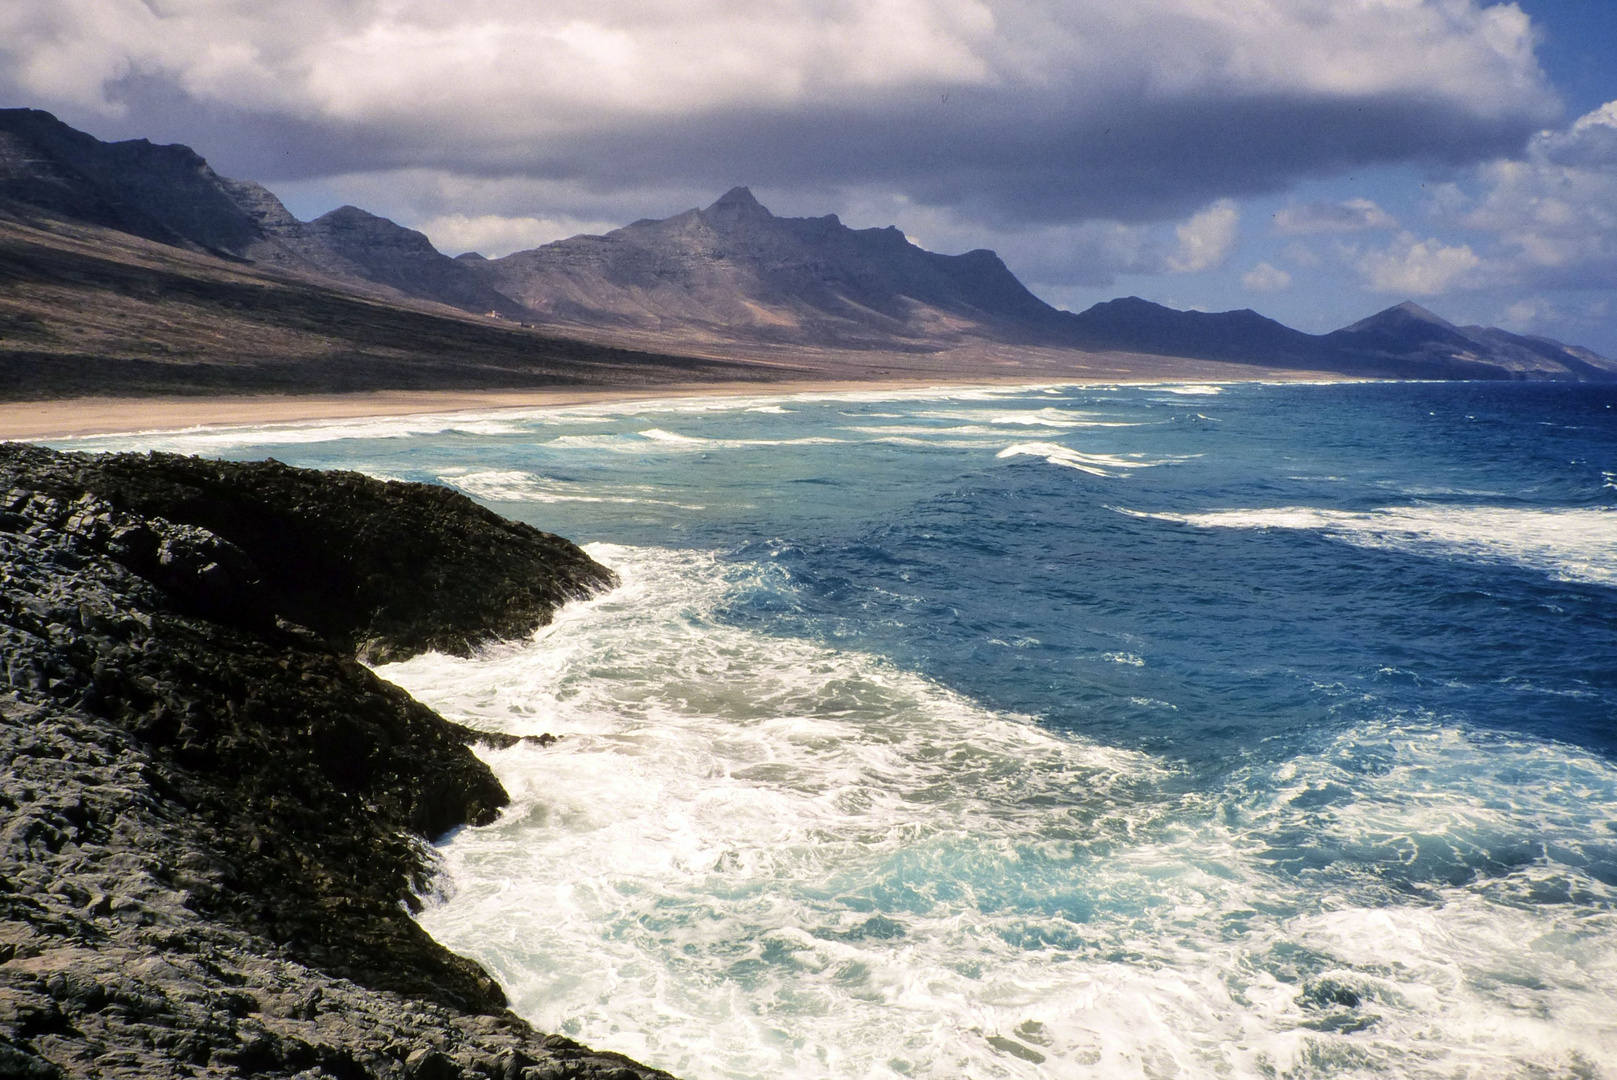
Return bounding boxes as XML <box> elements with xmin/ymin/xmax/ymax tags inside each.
<box><xmin>0</xmin><ymin>445</ymin><xmax>669</xmax><ymax>1080</ymax></box>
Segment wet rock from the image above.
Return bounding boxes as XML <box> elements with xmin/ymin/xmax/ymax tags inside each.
<box><xmin>0</xmin><ymin>444</ymin><xmax>672</xmax><ymax>1079</ymax></box>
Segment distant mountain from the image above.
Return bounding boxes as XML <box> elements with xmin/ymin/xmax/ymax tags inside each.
<box><xmin>1054</xmin><ymin>297</ymin><xmax>1617</xmax><ymax>380</ymax></box>
<box><xmin>1058</xmin><ymin>297</ymin><xmax>1324</xmax><ymax>367</ymax></box>
<box><xmin>3</xmin><ymin>108</ymin><xmax>1613</xmax><ymax>384</ymax></box>
<box><xmin>1318</xmin><ymin>301</ymin><xmax>1617</xmax><ymax>380</ymax></box>
<box><xmin>466</xmin><ymin>194</ymin><xmax>1615</xmax><ymax>380</ymax></box>
<box><xmin>471</xmin><ymin>186</ymin><xmax>1065</xmax><ymax>349</ymax></box>
<box><xmin>288</xmin><ymin>205</ymin><xmax>519</xmax><ymax>314</ymax></box>
<box><xmin>0</xmin><ymin>107</ymin><xmax>282</xmax><ymax>259</ymax></box>
<box><xmin>0</xmin><ymin>108</ymin><xmax>506</xmax><ymax>312</ymax></box>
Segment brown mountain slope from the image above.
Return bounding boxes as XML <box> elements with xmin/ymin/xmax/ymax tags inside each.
<box><xmin>474</xmin><ymin>187</ymin><xmax>1069</xmax><ymax>350</ymax></box>
<box><xmin>3</xmin><ymin>107</ymin><xmax>1611</xmax><ymax>391</ymax></box>
<box><xmin>0</xmin><ymin>211</ymin><xmax>771</xmax><ymax>400</ymax></box>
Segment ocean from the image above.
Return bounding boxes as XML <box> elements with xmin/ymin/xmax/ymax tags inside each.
<box><xmin>69</xmin><ymin>380</ymin><xmax>1617</xmax><ymax>1079</ymax></box>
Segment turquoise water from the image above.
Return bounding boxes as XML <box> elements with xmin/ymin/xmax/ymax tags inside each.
<box><xmin>70</xmin><ymin>381</ymin><xmax>1617</xmax><ymax>1078</ymax></box>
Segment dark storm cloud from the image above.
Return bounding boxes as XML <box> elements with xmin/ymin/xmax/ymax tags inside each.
<box><xmin>47</xmin><ymin>77</ymin><xmax>1553</xmax><ymax>229</ymax></box>
<box><xmin>0</xmin><ymin>0</ymin><xmax>1561</xmax><ymax>228</ymax></box>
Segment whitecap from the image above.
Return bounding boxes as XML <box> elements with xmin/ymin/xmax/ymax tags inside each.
<box><xmin>61</xmin><ymin>413</ymin><xmax>533</xmax><ymax>453</ymax></box>
<box><xmin>435</xmin><ymin>468</ymin><xmax>702</xmax><ymax>508</ymax></box>
<box><xmin>1131</xmin><ymin>505</ymin><xmax>1617</xmax><ymax>586</ymax></box>
<box><xmin>997</xmin><ymin>443</ymin><xmax>1191</xmax><ymax>477</ymax></box>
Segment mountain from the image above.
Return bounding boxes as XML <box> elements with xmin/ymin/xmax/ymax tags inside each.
<box><xmin>1057</xmin><ymin>297</ymin><xmax>1617</xmax><ymax>380</ymax></box>
<box><xmin>0</xmin><ymin>112</ymin><xmax>758</xmax><ymax>399</ymax></box>
<box><xmin>2</xmin><ymin>107</ymin><xmax>1613</xmax><ymax>389</ymax></box>
<box><xmin>288</xmin><ymin>205</ymin><xmax>520</xmax><ymax>314</ymax></box>
<box><xmin>0</xmin><ymin>107</ymin><xmax>284</xmax><ymax>259</ymax></box>
<box><xmin>471</xmin><ymin>186</ymin><xmax>1066</xmax><ymax>349</ymax></box>
<box><xmin>1058</xmin><ymin>297</ymin><xmax>1326</xmax><ymax>367</ymax></box>
<box><xmin>0</xmin><ymin>108</ymin><xmax>508</xmax><ymax>311</ymax></box>
<box><xmin>1319</xmin><ymin>301</ymin><xmax>1617</xmax><ymax>380</ymax></box>
<box><xmin>464</xmin><ymin>194</ymin><xmax>1614</xmax><ymax>380</ymax></box>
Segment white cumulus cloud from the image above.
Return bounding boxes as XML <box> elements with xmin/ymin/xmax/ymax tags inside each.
<box><xmin>1241</xmin><ymin>262</ymin><xmax>1292</xmax><ymax>292</ymax></box>
<box><xmin>1356</xmin><ymin>233</ymin><xmax>1482</xmax><ymax>296</ymax></box>
<box><xmin>1451</xmin><ymin>100</ymin><xmax>1617</xmax><ymax>291</ymax></box>
<box><xmin>1166</xmin><ymin>200</ymin><xmax>1239</xmax><ymax>273</ymax></box>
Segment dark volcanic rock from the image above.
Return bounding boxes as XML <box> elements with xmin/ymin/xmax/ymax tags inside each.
<box><xmin>0</xmin><ymin>445</ymin><xmax>669</xmax><ymax>1080</ymax></box>
<box><xmin>0</xmin><ymin>447</ymin><xmax>616</xmax><ymax>662</ymax></box>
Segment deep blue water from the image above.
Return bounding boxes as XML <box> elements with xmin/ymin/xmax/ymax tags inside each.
<box><xmin>70</xmin><ymin>380</ymin><xmax>1617</xmax><ymax>1078</ymax></box>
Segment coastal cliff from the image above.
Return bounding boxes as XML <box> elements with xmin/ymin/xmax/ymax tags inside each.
<box><xmin>0</xmin><ymin>445</ymin><xmax>666</xmax><ymax>1080</ymax></box>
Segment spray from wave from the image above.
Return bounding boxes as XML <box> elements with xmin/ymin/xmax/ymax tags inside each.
<box><xmin>380</xmin><ymin>545</ymin><xmax>1617</xmax><ymax>1080</ymax></box>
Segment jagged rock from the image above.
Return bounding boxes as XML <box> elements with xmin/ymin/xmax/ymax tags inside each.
<box><xmin>0</xmin><ymin>444</ymin><xmax>672</xmax><ymax>1080</ymax></box>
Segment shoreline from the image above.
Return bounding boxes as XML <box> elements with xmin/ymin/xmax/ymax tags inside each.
<box><xmin>0</xmin><ymin>445</ymin><xmax>671</xmax><ymax>1079</ymax></box>
<box><xmin>0</xmin><ymin>370</ymin><xmax>1357</xmax><ymax>441</ymax></box>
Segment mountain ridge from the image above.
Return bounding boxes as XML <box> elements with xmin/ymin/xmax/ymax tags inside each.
<box><xmin>470</xmin><ymin>185</ymin><xmax>1067</xmax><ymax>349</ymax></box>
<box><xmin>2</xmin><ymin>107</ymin><xmax>1613</xmax><ymax>386</ymax></box>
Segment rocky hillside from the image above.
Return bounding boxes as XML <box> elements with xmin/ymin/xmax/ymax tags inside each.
<box><xmin>3</xmin><ymin>107</ymin><xmax>1613</xmax><ymax>385</ymax></box>
<box><xmin>0</xmin><ymin>445</ymin><xmax>670</xmax><ymax>1080</ymax></box>
<box><xmin>0</xmin><ymin>212</ymin><xmax>764</xmax><ymax>400</ymax></box>
<box><xmin>474</xmin><ymin>186</ymin><xmax>1065</xmax><ymax>349</ymax></box>
<box><xmin>1318</xmin><ymin>301</ymin><xmax>1617</xmax><ymax>381</ymax></box>
<box><xmin>0</xmin><ymin>108</ymin><xmax>469</xmax><ymax>298</ymax></box>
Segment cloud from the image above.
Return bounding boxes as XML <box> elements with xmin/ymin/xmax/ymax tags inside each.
<box><xmin>410</xmin><ymin>214</ymin><xmax>618</xmax><ymax>258</ymax></box>
<box><xmin>857</xmin><ymin>196</ymin><xmax>1242</xmax><ymax>288</ymax></box>
<box><xmin>1273</xmin><ymin>197</ymin><xmax>1397</xmax><ymax>235</ymax></box>
<box><xmin>0</xmin><ymin>0</ymin><xmax>1560</xmax><ymax>227</ymax></box>
<box><xmin>1538</xmin><ymin>101</ymin><xmax>1617</xmax><ymax>169</ymax></box>
<box><xmin>1241</xmin><ymin>262</ymin><xmax>1292</xmax><ymax>292</ymax></box>
<box><xmin>948</xmin><ymin>218</ymin><xmax>1165</xmax><ymax>287</ymax></box>
<box><xmin>1448</xmin><ymin>99</ymin><xmax>1617</xmax><ymax>291</ymax></box>
<box><xmin>1355</xmin><ymin>233</ymin><xmax>1481</xmax><ymax>296</ymax></box>
<box><xmin>1166</xmin><ymin>200</ymin><xmax>1238</xmax><ymax>273</ymax></box>
<box><xmin>266</xmin><ymin>169</ymin><xmax>705</xmax><ymax>250</ymax></box>
<box><xmin>1281</xmin><ymin>243</ymin><xmax>1321</xmax><ymax>267</ymax></box>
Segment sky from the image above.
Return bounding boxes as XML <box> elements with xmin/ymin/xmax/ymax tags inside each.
<box><xmin>3</xmin><ymin>1</ymin><xmax>1615</xmax><ymax>352</ymax></box>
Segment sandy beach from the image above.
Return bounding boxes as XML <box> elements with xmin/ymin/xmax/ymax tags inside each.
<box><xmin>0</xmin><ymin>367</ymin><xmax>1354</xmax><ymax>443</ymax></box>
<box><xmin>0</xmin><ymin>381</ymin><xmax>931</xmax><ymax>442</ymax></box>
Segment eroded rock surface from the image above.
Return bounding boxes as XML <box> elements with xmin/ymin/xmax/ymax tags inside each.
<box><xmin>0</xmin><ymin>445</ymin><xmax>665</xmax><ymax>1080</ymax></box>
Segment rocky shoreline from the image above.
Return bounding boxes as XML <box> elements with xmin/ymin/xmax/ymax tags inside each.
<box><xmin>0</xmin><ymin>444</ymin><xmax>671</xmax><ymax>1079</ymax></box>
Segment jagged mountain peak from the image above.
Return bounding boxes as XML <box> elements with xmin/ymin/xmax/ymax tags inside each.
<box><xmin>472</xmin><ymin>185</ymin><xmax>1062</xmax><ymax>346</ymax></box>
<box><xmin>2</xmin><ymin>108</ymin><xmax>1611</xmax><ymax>382</ymax></box>
<box><xmin>307</xmin><ymin>205</ymin><xmax>440</xmax><ymax>252</ymax></box>
<box><xmin>314</xmin><ymin>204</ymin><xmax>385</xmax><ymax>224</ymax></box>
<box><xmin>706</xmin><ymin>186</ymin><xmax>770</xmax><ymax>215</ymax></box>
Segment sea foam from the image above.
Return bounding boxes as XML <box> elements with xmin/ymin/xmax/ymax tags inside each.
<box><xmin>1130</xmin><ymin>505</ymin><xmax>1617</xmax><ymax>586</ymax></box>
<box><xmin>381</xmin><ymin>545</ymin><xmax>1617</xmax><ymax>1080</ymax></box>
